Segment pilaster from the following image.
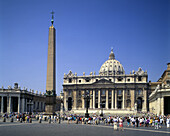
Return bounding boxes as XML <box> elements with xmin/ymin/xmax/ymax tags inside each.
<box><xmin>1</xmin><ymin>96</ymin><xmax>3</xmax><ymax>113</ymax></box>
<box><xmin>93</xmin><ymin>90</ymin><xmax>95</xmax><ymax>109</ymax></box>
<box><xmin>64</xmin><ymin>90</ymin><xmax>68</xmax><ymax>111</ymax></box>
<box><xmin>115</xmin><ymin>90</ymin><xmax>117</xmax><ymax>109</ymax></box>
<box><xmin>122</xmin><ymin>90</ymin><xmax>125</xmax><ymax>109</ymax></box>
<box><xmin>73</xmin><ymin>90</ymin><xmax>77</xmax><ymax>109</ymax></box>
<box><xmin>98</xmin><ymin>90</ymin><xmax>101</xmax><ymax>108</ymax></box>
<box><xmin>111</xmin><ymin>90</ymin><xmax>114</xmax><ymax>109</ymax></box>
<box><xmin>82</xmin><ymin>90</ymin><xmax>85</xmax><ymax>109</ymax></box>
<box><xmin>106</xmin><ymin>90</ymin><xmax>108</xmax><ymax>109</ymax></box>
<box><xmin>90</xmin><ymin>90</ymin><xmax>93</xmax><ymax>109</ymax></box>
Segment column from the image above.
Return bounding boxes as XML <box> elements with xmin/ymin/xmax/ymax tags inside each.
<box><xmin>25</xmin><ymin>98</ymin><xmax>27</xmax><ymax>112</ymax></box>
<box><xmin>73</xmin><ymin>90</ymin><xmax>77</xmax><ymax>110</ymax></box>
<box><xmin>82</xmin><ymin>90</ymin><xmax>85</xmax><ymax>109</ymax></box>
<box><xmin>90</xmin><ymin>90</ymin><xmax>93</xmax><ymax>109</ymax></box>
<box><xmin>42</xmin><ymin>102</ymin><xmax>44</xmax><ymax>111</ymax></box>
<box><xmin>64</xmin><ymin>90</ymin><xmax>68</xmax><ymax>111</ymax></box>
<box><xmin>18</xmin><ymin>96</ymin><xmax>21</xmax><ymax>113</ymax></box>
<box><xmin>122</xmin><ymin>90</ymin><xmax>125</xmax><ymax>109</ymax></box>
<box><xmin>142</xmin><ymin>89</ymin><xmax>147</xmax><ymax>112</ymax></box>
<box><xmin>93</xmin><ymin>90</ymin><xmax>95</xmax><ymax>109</ymax></box>
<box><xmin>1</xmin><ymin>96</ymin><xmax>3</xmax><ymax>113</ymax></box>
<box><xmin>106</xmin><ymin>90</ymin><xmax>108</xmax><ymax>109</ymax></box>
<box><xmin>111</xmin><ymin>90</ymin><xmax>114</xmax><ymax>109</ymax></box>
<box><xmin>115</xmin><ymin>90</ymin><xmax>117</xmax><ymax>109</ymax></box>
<box><xmin>98</xmin><ymin>90</ymin><xmax>101</xmax><ymax>108</ymax></box>
<box><xmin>131</xmin><ymin>90</ymin><xmax>135</xmax><ymax>110</ymax></box>
<box><xmin>7</xmin><ymin>96</ymin><xmax>11</xmax><ymax>113</ymax></box>
<box><xmin>161</xmin><ymin>97</ymin><xmax>164</xmax><ymax>115</ymax></box>
<box><xmin>157</xmin><ymin>97</ymin><xmax>161</xmax><ymax>115</ymax></box>
<box><xmin>21</xmin><ymin>97</ymin><xmax>25</xmax><ymax>113</ymax></box>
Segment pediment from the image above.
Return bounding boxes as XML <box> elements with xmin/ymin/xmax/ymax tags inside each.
<box><xmin>92</xmin><ymin>79</ymin><xmax>113</xmax><ymax>85</ymax></box>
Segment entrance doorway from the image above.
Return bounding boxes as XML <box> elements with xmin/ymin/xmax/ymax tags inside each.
<box><xmin>3</xmin><ymin>97</ymin><xmax>7</xmax><ymax>113</ymax></box>
<box><xmin>137</xmin><ymin>97</ymin><xmax>142</xmax><ymax>111</ymax></box>
<box><xmin>12</xmin><ymin>97</ymin><xmax>18</xmax><ymax>112</ymax></box>
<box><xmin>117</xmin><ymin>101</ymin><xmax>122</xmax><ymax>109</ymax></box>
<box><xmin>85</xmin><ymin>100</ymin><xmax>90</xmax><ymax>108</ymax></box>
<box><xmin>68</xmin><ymin>97</ymin><xmax>72</xmax><ymax>111</ymax></box>
<box><xmin>164</xmin><ymin>97</ymin><xmax>170</xmax><ymax>115</ymax></box>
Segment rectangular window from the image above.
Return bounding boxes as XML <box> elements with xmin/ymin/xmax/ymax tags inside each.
<box><xmin>33</xmin><ymin>102</ymin><xmax>35</xmax><ymax>109</ymax></box>
<box><xmin>79</xmin><ymin>90</ymin><xmax>81</xmax><ymax>96</ymax></box>
<box><xmin>96</xmin><ymin>90</ymin><xmax>98</xmax><ymax>95</ymax></box>
<box><xmin>95</xmin><ymin>103</ymin><xmax>98</xmax><ymax>108</ymax></box>
<box><xmin>37</xmin><ymin>102</ymin><xmax>39</xmax><ymax>109</ymax></box>
<box><xmin>69</xmin><ymin>90</ymin><xmax>72</xmax><ymax>95</ymax></box>
<box><xmin>118</xmin><ymin>90</ymin><xmax>122</xmax><ymax>95</ymax></box>
<box><xmin>118</xmin><ymin>78</ymin><xmax>122</xmax><ymax>81</ymax></box>
<box><xmin>138</xmin><ymin>90</ymin><xmax>142</xmax><ymax>95</ymax></box>
<box><xmin>138</xmin><ymin>76</ymin><xmax>142</xmax><ymax>81</ymax></box>
<box><xmin>102</xmin><ymin>90</ymin><xmax>105</xmax><ymax>95</ymax></box>
<box><xmin>86</xmin><ymin>79</ymin><xmax>90</xmax><ymax>82</ymax></box>
<box><xmin>79</xmin><ymin>80</ymin><xmax>81</xmax><ymax>83</ymax></box>
<box><xmin>69</xmin><ymin>78</ymin><xmax>72</xmax><ymax>83</ymax></box>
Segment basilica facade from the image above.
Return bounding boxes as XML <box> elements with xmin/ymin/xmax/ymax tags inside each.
<box><xmin>63</xmin><ymin>50</ymin><xmax>149</xmax><ymax>114</ymax></box>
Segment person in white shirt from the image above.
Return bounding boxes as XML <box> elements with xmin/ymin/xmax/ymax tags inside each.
<box><xmin>113</xmin><ymin>117</ymin><xmax>118</xmax><ymax>130</ymax></box>
<box><xmin>167</xmin><ymin>117</ymin><xmax>170</xmax><ymax>128</ymax></box>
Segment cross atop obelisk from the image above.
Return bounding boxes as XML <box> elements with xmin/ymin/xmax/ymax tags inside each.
<box><xmin>45</xmin><ymin>11</ymin><xmax>56</xmax><ymax>114</ymax></box>
<box><xmin>51</xmin><ymin>11</ymin><xmax>54</xmax><ymax>25</ymax></box>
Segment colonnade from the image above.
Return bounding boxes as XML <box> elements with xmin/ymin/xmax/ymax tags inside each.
<box><xmin>0</xmin><ymin>96</ymin><xmax>45</xmax><ymax>113</ymax></box>
<box><xmin>1</xmin><ymin>95</ymin><xmax>20</xmax><ymax>113</ymax></box>
<box><xmin>64</xmin><ymin>88</ymin><xmax>147</xmax><ymax>112</ymax></box>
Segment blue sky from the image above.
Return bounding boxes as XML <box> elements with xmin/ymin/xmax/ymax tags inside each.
<box><xmin>0</xmin><ymin>0</ymin><xmax>169</xmax><ymax>95</ymax></box>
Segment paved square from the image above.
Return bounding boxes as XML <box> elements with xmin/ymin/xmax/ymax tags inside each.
<box><xmin>0</xmin><ymin>120</ymin><xmax>170</xmax><ymax>136</ymax></box>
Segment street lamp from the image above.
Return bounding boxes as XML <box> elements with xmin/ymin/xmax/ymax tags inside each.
<box><xmin>82</xmin><ymin>90</ymin><xmax>92</xmax><ymax>118</ymax></box>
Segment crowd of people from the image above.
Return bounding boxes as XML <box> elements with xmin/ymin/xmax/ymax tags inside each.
<box><xmin>1</xmin><ymin>112</ymin><xmax>170</xmax><ymax>131</ymax></box>
<box><xmin>61</xmin><ymin>114</ymin><xmax>170</xmax><ymax>131</ymax></box>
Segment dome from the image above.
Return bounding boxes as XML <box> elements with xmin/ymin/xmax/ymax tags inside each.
<box><xmin>99</xmin><ymin>49</ymin><xmax>125</xmax><ymax>75</ymax></box>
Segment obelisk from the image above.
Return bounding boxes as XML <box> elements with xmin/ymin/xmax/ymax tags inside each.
<box><xmin>45</xmin><ymin>11</ymin><xmax>56</xmax><ymax>114</ymax></box>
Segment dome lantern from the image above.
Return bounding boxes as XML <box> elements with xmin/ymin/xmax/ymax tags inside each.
<box><xmin>109</xmin><ymin>49</ymin><xmax>115</xmax><ymax>60</ymax></box>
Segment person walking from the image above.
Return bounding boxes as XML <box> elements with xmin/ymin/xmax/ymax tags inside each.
<box><xmin>127</xmin><ymin>117</ymin><xmax>130</xmax><ymax>127</ymax></box>
<box><xmin>113</xmin><ymin>117</ymin><xmax>118</xmax><ymax>131</ymax></box>
<box><xmin>119</xmin><ymin>117</ymin><xmax>124</xmax><ymax>131</ymax></box>
<box><xmin>167</xmin><ymin>117</ymin><xmax>170</xmax><ymax>128</ymax></box>
<box><xmin>136</xmin><ymin>117</ymin><xmax>139</xmax><ymax>127</ymax></box>
<box><xmin>155</xmin><ymin>117</ymin><xmax>159</xmax><ymax>129</ymax></box>
<box><xmin>160</xmin><ymin>118</ymin><xmax>163</xmax><ymax>128</ymax></box>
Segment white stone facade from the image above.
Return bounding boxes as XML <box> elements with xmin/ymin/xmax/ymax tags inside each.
<box><xmin>0</xmin><ymin>83</ymin><xmax>46</xmax><ymax>114</ymax></box>
<box><xmin>149</xmin><ymin>63</ymin><xmax>170</xmax><ymax>115</ymax></box>
<box><xmin>63</xmin><ymin>50</ymin><xmax>149</xmax><ymax>114</ymax></box>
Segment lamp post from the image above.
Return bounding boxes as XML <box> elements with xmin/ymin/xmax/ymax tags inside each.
<box><xmin>82</xmin><ymin>90</ymin><xmax>92</xmax><ymax>118</ymax></box>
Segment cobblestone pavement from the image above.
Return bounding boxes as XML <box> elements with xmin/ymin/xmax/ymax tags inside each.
<box><xmin>0</xmin><ymin>120</ymin><xmax>170</xmax><ymax>136</ymax></box>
